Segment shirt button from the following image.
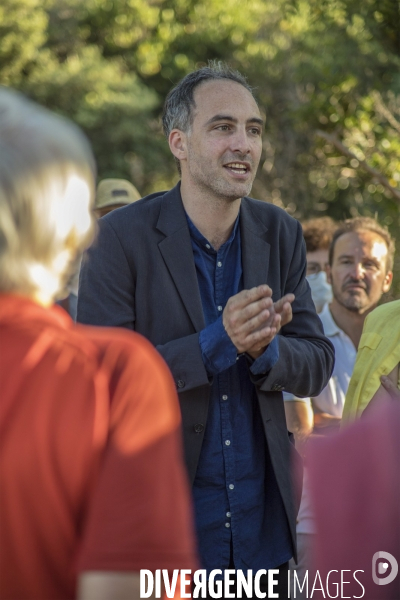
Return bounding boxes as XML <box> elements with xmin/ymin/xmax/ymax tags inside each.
<box><xmin>222</xmin><ymin>395</ymin><xmax>228</xmax><ymax>401</ymax></box>
<box><xmin>217</xmin><ymin>305</ymin><xmax>223</xmax><ymax>311</ymax></box>
<box><xmin>225</xmin><ymin>522</ymin><xmax>231</xmax><ymax>528</ymax></box>
<box><xmin>229</xmin><ymin>484</ymin><xmax>234</xmax><ymax>490</ymax></box>
<box><xmin>205</xmin><ymin>244</ymin><xmax>210</xmax><ymax>249</ymax></box>
<box><xmin>217</xmin><ymin>261</ymin><xmax>222</xmax><ymax>267</ymax></box>
<box><xmin>194</xmin><ymin>423</ymin><xmax>204</xmax><ymax>433</ymax></box>
<box><xmin>177</xmin><ymin>379</ymin><xmax>185</xmax><ymax>389</ymax></box>
<box><xmin>226</xmin><ymin>512</ymin><xmax>231</xmax><ymax>518</ymax></box>
<box><xmin>225</xmin><ymin>440</ymin><xmax>231</xmax><ymax>446</ymax></box>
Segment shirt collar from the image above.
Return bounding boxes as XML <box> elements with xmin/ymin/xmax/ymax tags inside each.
<box><xmin>319</xmin><ymin>302</ymin><xmax>342</xmax><ymax>337</ymax></box>
<box><xmin>185</xmin><ymin>210</ymin><xmax>241</xmax><ymax>253</ymax></box>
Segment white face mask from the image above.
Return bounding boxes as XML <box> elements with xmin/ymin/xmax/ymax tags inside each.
<box><xmin>307</xmin><ymin>271</ymin><xmax>332</xmax><ymax>313</ymax></box>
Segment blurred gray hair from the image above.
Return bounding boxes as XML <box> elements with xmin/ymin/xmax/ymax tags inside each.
<box><xmin>0</xmin><ymin>87</ymin><xmax>96</xmax><ymax>303</ymax></box>
<box><xmin>162</xmin><ymin>61</ymin><xmax>255</xmax><ymax>172</ymax></box>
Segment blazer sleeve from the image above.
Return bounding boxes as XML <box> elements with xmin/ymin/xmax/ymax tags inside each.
<box><xmin>155</xmin><ymin>334</ymin><xmax>211</xmax><ymax>392</ymax></box>
<box><xmin>251</xmin><ymin>221</ymin><xmax>335</xmax><ymax>398</ymax></box>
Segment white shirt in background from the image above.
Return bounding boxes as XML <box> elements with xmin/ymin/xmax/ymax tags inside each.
<box><xmin>284</xmin><ymin>302</ymin><xmax>357</xmax><ymax>533</ymax></box>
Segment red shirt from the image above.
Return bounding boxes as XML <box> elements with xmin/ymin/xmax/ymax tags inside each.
<box><xmin>0</xmin><ymin>295</ymin><xmax>197</xmax><ymax>600</ymax></box>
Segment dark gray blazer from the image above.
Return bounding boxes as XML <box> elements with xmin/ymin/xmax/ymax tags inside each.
<box><xmin>78</xmin><ymin>184</ymin><xmax>334</xmax><ymax>557</ymax></box>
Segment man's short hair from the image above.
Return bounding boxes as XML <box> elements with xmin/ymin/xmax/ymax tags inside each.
<box><xmin>162</xmin><ymin>61</ymin><xmax>255</xmax><ymax>174</ymax></box>
<box><xmin>0</xmin><ymin>87</ymin><xmax>96</xmax><ymax>301</ymax></box>
<box><xmin>162</xmin><ymin>60</ymin><xmax>255</xmax><ymax>140</ymax></box>
<box><xmin>328</xmin><ymin>216</ymin><xmax>395</xmax><ymax>272</ymax></box>
<box><xmin>302</xmin><ymin>217</ymin><xmax>337</xmax><ymax>253</ymax></box>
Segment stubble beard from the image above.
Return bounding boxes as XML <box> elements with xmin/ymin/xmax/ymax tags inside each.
<box><xmin>187</xmin><ymin>148</ymin><xmax>257</xmax><ymax>202</ymax></box>
<box><xmin>206</xmin><ymin>175</ymin><xmax>254</xmax><ymax>203</ymax></box>
<box><xmin>332</xmin><ymin>280</ymin><xmax>371</xmax><ymax>313</ymax></box>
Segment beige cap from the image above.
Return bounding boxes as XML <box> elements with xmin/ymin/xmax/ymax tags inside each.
<box><xmin>95</xmin><ymin>178</ymin><xmax>141</xmax><ymax>209</ymax></box>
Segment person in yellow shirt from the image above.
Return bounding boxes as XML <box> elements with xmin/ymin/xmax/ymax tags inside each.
<box><xmin>343</xmin><ymin>299</ymin><xmax>400</xmax><ymax>422</ymax></box>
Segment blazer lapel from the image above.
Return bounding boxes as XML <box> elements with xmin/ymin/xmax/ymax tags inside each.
<box><xmin>240</xmin><ymin>198</ymin><xmax>271</xmax><ymax>291</ymax></box>
<box><xmin>156</xmin><ymin>185</ymin><xmax>205</xmax><ymax>332</ymax></box>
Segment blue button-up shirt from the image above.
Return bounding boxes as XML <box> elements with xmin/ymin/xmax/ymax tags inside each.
<box><xmin>187</xmin><ymin>212</ymin><xmax>293</xmax><ymax>574</ymax></box>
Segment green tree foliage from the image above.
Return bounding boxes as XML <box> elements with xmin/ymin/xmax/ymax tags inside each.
<box><xmin>1</xmin><ymin>0</ymin><xmax>159</xmax><ymax>181</ymax></box>
<box><xmin>1</xmin><ymin>0</ymin><xmax>399</xmax><ymax>295</ymax></box>
<box><xmin>0</xmin><ymin>0</ymin><xmax>48</xmax><ymax>85</ymax></box>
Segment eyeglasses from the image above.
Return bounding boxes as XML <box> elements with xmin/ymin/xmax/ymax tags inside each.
<box><xmin>306</xmin><ymin>262</ymin><xmax>326</xmax><ymax>276</ymax></box>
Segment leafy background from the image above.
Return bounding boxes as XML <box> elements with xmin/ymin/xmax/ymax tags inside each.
<box><xmin>2</xmin><ymin>0</ymin><xmax>399</xmax><ymax>297</ymax></box>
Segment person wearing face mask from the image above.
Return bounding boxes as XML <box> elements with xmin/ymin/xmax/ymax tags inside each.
<box><xmin>282</xmin><ymin>217</ymin><xmax>336</xmax><ymax>449</ymax></box>
<box><xmin>284</xmin><ymin>216</ymin><xmax>395</xmax><ymax>599</ymax></box>
<box><xmin>302</xmin><ymin>217</ymin><xmax>336</xmax><ymax>313</ymax></box>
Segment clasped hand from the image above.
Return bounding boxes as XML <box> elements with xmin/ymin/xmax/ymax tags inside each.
<box><xmin>222</xmin><ymin>285</ymin><xmax>295</xmax><ymax>360</ymax></box>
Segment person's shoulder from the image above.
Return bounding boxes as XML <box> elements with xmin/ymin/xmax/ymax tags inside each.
<box><xmin>103</xmin><ymin>188</ymin><xmax>170</xmax><ymax>225</ymax></box>
<box><xmin>364</xmin><ymin>299</ymin><xmax>400</xmax><ymax>331</ymax></box>
<box><xmin>8</xmin><ymin>316</ymin><xmax>105</xmax><ymax>382</ymax></box>
<box><xmin>74</xmin><ymin>323</ymin><xmax>173</xmax><ymax>377</ymax></box>
<box><xmin>18</xmin><ymin>316</ymin><xmax>154</xmax><ymax>375</ymax></box>
<box><xmin>75</xmin><ymin>322</ymin><xmax>155</xmax><ymax>353</ymax></box>
<box><xmin>244</xmin><ymin>196</ymin><xmax>300</xmax><ymax>228</ymax></box>
<box><xmin>98</xmin><ymin>187</ymin><xmax>178</xmax><ymax>244</ymax></box>
<box><xmin>74</xmin><ymin>323</ymin><xmax>180</xmax><ymax>427</ymax></box>
<box><xmin>123</xmin><ymin>188</ymin><xmax>170</xmax><ymax>213</ymax></box>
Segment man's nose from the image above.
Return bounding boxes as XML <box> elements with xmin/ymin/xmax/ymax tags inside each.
<box><xmin>230</xmin><ymin>128</ymin><xmax>251</xmax><ymax>154</ymax></box>
<box><xmin>350</xmin><ymin>262</ymin><xmax>366</xmax><ymax>278</ymax></box>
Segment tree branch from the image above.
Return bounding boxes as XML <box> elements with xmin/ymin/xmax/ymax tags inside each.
<box><xmin>371</xmin><ymin>91</ymin><xmax>400</xmax><ymax>134</ymax></box>
<box><xmin>315</xmin><ymin>129</ymin><xmax>400</xmax><ymax>202</ymax></box>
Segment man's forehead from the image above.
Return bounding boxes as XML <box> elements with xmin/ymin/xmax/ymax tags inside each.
<box><xmin>335</xmin><ymin>231</ymin><xmax>388</xmax><ymax>258</ymax></box>
<box><xmin>192</xmin><ymin>79</ymin><xmax>261</xmax><ymax>121</ymax></box>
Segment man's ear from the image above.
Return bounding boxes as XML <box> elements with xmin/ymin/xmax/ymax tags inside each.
<box><xmin>382</xmin><ymin>270</ymin><xmax>393</xmax><ymax>293</ymax></box>
<box><xmin>169</xmin><ymin>129</ymin><xmax>187</xmax><ymax>162</ymax></box>
<box><xmin>326</xmin><ymin>264</ymin><xmax>333</xmax><ymax>285</ymax></box>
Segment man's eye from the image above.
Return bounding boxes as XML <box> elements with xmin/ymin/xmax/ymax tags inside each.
<box><xmin>216</xmin><ymin>125</ymin><xmax>230</xmax><ymax>131</ymax></box>
<box><xmin>249</xmin><ymin>128</ymin><xmax>261</xmax><ymax>135</ymax></box>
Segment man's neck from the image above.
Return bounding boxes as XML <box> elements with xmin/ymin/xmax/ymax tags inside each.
<box><xmin>328</xmin><ymin>300</ymin><xmax>373</xmax><ymax>349</ymax></box>
<box><xmin>180</xmin><ymin>179</ymin><xmax>241</xmax><ymax>250</ymax></box>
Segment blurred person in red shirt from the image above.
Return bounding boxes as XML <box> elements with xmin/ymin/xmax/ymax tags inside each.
<box><xmin>0</xmin><ymin>88</ymin><xmax>197</xmax><ymax>600</ymax></box>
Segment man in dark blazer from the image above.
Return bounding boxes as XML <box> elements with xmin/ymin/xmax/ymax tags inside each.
<box><xmin>78</xmin><ymin>62</ymin><xmax>334</xmax><ymax>597</ymax></box>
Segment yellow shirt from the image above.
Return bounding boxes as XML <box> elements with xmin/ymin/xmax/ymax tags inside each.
<box><xmin>343</xmin><ymin>299</ymin><xmax>400</xmax><ymax>422</ymax></box>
